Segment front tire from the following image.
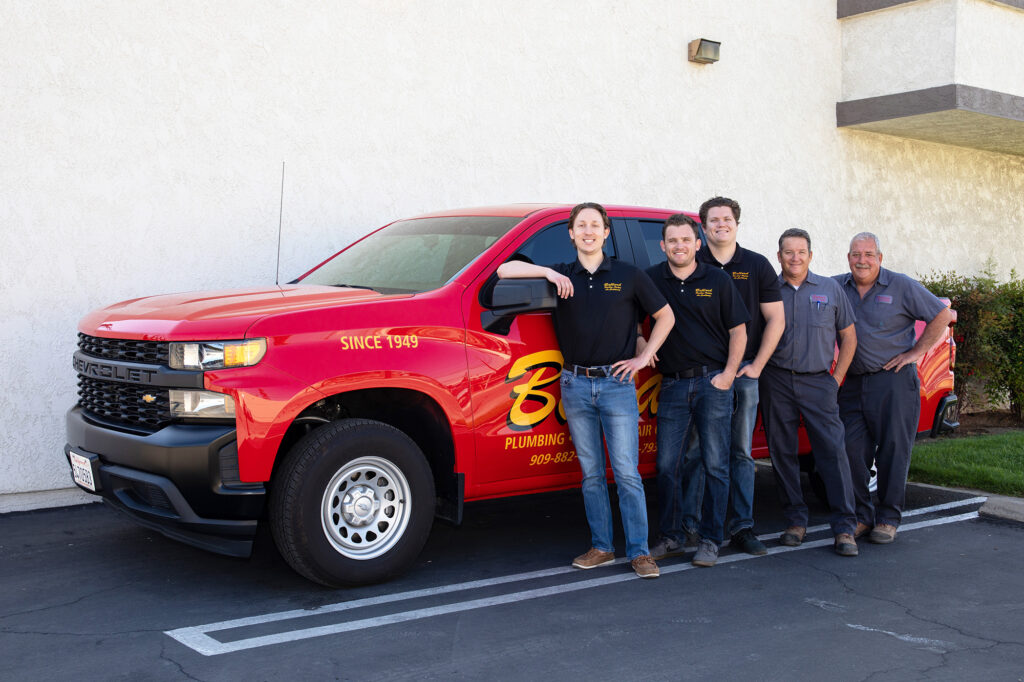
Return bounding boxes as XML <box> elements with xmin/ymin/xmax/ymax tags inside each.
<box><xmin>269</xmin><ymin>419</ymin><xmax>435</xmax><ymax>586</ymax></box>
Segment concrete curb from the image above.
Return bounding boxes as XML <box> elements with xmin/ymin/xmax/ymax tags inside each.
<box><xmin>907</xmin><ymin>481</ymin><xmax>1024</xmax><ymax>525</ymax></box>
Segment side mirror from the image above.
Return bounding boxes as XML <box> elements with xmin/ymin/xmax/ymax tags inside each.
<box><xmin>481</xmin><ymin>278</ymin><xmax>558</xmax><ymax>334</ymax></box>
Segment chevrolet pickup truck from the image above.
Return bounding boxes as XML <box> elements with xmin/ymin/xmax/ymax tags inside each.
<box><xmin>65</xmin><ymin>204</ymin><xmax>958</xmax><ymax>585</ymax></box>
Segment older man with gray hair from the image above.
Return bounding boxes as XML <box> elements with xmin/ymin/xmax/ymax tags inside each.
<box><xmin>834</xmin><ymin>232</ymin><xmax>953</xmax><ymax>544</ymax></box>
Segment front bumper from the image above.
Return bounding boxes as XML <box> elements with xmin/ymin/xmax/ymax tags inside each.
<box><xmin>65</xmin><ymin>406</ymin><xmax>265</xmax><ymax>557</ymax></box>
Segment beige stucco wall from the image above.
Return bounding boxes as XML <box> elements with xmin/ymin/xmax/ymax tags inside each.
<box><xmin>2</xmin><ymin>0</ymin><xmax>1022</xmax><ymax>508</ymax></box>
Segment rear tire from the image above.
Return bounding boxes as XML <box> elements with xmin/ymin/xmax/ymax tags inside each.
<box><xmin>269</xmin><ymin>418</ymin><xmax>435</xmax><ymax>586</ymax></box>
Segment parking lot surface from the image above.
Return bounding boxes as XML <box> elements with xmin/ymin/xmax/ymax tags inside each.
<box><xmin>3</xmin><ymin>467</ymin><xmax>1023</xmax><ymax>681</ymax></box>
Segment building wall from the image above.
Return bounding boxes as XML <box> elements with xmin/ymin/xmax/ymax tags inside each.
<box><xmin>2</xmin><ymin>0</ymin><xmax>1022</xmax><ymax>508</ymax></box>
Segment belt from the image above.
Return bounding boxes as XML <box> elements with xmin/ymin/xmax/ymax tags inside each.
<box><xmin>850</xmin><ymin>368</ymin><xmax>887</xmax><ymax>377</ymax></box>
<box><xmin>769</xmin><ymin>365</ymin><xmax>826</xmax><ymax>376</ymax></box>
<box><xmin>566</xmin><ymin>364</ymin><xmax>615</xmax><ymax>378</ymax></box>
<box><xmin>663</xmin><ymin>365</ymin><xmax>722</xmax><ymax>380</ymax></box>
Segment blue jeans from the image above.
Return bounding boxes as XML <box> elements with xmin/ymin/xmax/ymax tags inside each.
<box><xmin>560</xmin><ymin>371</ymin><xmax>650</xmax><ymax>560</ymax></box>
<box><xmin>681</xmin><ymin>367</ymin><xmax>759</xmax><ymax>537</ymax></box>
<box><xmin>656</xmin><ymin>373</ymin><xmax>733</xmax><ymax>545</ymax></box>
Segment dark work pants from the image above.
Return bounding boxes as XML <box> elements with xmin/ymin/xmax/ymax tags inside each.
<box><xmin>838</xmin><ymin>368</ymin><xmax>920</xmax><ymax>527</ymax></box>
<box><xmin>759</xmin><ymin>365</ymin><xmax>857</xmax><ymax>536</ymax></box>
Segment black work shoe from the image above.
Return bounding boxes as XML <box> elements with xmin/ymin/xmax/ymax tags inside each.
<box><xmin>730</xmin><ymin>528</ymin><xmax>768</xmax><ymax>556</ymax></box>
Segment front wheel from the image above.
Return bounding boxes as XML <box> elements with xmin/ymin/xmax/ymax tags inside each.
<box><xmin>269</xmin><ymin>419</ymin><xmax>435</xmax><ymax>586</ymax></box>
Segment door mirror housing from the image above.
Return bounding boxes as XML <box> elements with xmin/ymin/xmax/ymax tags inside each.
<box><xmin>481</xmin><ymin>278</ymin><xmax>558</xmax><ymax>334</ymax></box>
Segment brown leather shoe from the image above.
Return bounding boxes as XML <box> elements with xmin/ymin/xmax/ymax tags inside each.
<box><xmin>572</xmin><ymin>548</ymin><xmax>616</xmax><ymax>569</ymax></box>
<box><xmin>779</xmin><ymin>526</ymin><xmax>806</xmax><ymax>546</ymax></box>
<box><xmin>631</xmin><ymin>554</ymin><xmax>660</xmax><ymax>579</ymax></box>
<box><xmin>854</xmin><ymin>522</ymin><xmax>872</xmax><ymax>539</ymax></box>
<box><xmin>834</xmin><ymin>533</ymin><xmax>859</xmax><ymax>556</ymax></box>
<box><xmin>868</xmin><ymin>523</ymin><xmax>897</xmax><ymax>544</ymax></box>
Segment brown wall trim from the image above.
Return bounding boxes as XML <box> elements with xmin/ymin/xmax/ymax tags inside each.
<box><xmin>837</xmin><ymin>84</ymin><xmax>1024</xmax><ymax>126</ymax></box>
<box><xmin>839</xmin><ymin>0</ymin><xmax>1024</xmax><ymax>19</ymax></box>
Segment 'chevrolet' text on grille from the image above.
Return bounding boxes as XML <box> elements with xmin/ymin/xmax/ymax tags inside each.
<box><xmin>73</xmin><ymin>356</ymin><xmax>158</xmax><ymax>383</ymax></box>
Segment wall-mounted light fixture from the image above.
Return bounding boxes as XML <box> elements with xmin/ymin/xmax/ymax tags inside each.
<box><xmin>688</xmin><ymin>38</ymin><xmax>721</xmax><ymax>64</ymax></box>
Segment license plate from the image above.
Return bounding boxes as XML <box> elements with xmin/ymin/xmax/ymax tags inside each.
<box><xmin>69</xmin><ymin>451</ymin><xmax>96</xmax><ymax>492</ymax></box>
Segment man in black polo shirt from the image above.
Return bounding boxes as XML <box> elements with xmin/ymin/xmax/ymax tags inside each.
<box><xmin>645</xmin><ymin>214</ymin><xmax>748</xmax><ymax>567</ymax></box>
<box><xmin>676</xmin><ymin>196</ymin><xmax>784</xmax><ymax>557</ymax></box>
<box><xmin>496</xmin><ymin>202</ymin><xmax>675</xmax><ymax>578</ymax></box>
<box><xmin>760</xmin><ymin>228</ymin><xmax>859</xmax><ymax>556</ymax></box>
<box><xmin>835</xmin><ymin>232</ymin><xmax>953</xmax><ymax>544</ymax></box>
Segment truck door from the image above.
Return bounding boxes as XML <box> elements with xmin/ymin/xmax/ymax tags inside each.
<box><xmin>462</xmin><ymin>214</ymin><xmax>659</xmax><ymax>499</ymax></box>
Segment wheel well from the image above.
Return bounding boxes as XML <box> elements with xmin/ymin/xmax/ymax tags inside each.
<box><xmin>273</xmin><ymin>388</ymin><xmax>461</xmax><ymax>521</ymax></box>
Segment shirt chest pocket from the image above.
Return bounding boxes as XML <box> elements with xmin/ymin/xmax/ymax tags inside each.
<box><xmin>808</xmin><ymin>301</ymin><xmax>835</xmax><ymax>328</ymax></box>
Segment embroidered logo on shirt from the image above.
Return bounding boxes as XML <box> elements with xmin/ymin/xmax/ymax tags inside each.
<box><xmin>810</xmin><ymin>294</ymin><xmax>828</xmax><ymax>304</ymax></box>
<box><xmin>876</xmin><ymin>294</ymin><xmax>893</xmax><ymax>304</ymax></box>
<box><xmin>732</xmin><ymin>271</ymin><xmax>749</xmax><ymax>280</ymax></box>
<box><xmin>695</xmin><ymin>288</ymin><xmax>713</xmax><ymax>298</ymax></box>
<box><xmin>603</xmin><ymin>282</ymin><xmax>622</xmax><ymax>292</ymax></box>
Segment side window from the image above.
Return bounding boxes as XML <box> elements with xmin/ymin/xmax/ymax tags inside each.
<box><xmin>513</xmin><ymin>221</ymin><xmax>617</xmax><ymax>266</ymax></box>
<box><xmin>636</xmin><ymin>218</ymin><xmax>705</xmax><ymax>267</ymax></box>
<box><xmin>638</xmin><ymin>220</ymin><xmax>667</xmax><ymax>267</ymax></box>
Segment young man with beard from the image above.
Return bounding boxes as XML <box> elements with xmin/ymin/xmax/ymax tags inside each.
<box><xmin>760</xmin><ymin>228</ymin><xmax>860</xmax><ymax>556</ymax></box>
<box><xmin>497</xmin><ymin>202</ymin><xmax>675</xmax><ymax>578</ymax></box>
<box><xmin>645</xmin><ymin>214</ymin><xmax>748</xmax><ymax>567</ymax></box>
<box><xmin>667</xmin><ymin>197</ymin><xmax>784</xmax><ymax>559</ymax></box>
<box><xmin>835</xmin><ymin>232</ymin><xmax>953</xmax><ymax>544</ymax></box>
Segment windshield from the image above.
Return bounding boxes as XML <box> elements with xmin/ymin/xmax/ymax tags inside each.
<box><xmin>300</xmin><ymin>216</ymin><xmax>520</xmax><ymax>294</ymax></box>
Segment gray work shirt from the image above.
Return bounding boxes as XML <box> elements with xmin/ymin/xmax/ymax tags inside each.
<box><xmin>769</xmin><ymin>270</ymin><xmax>856</xmax><ymax>373</ymax></box>
<box><xmin>834</xmin><ymin>267</ymin><xmax>947</xmax><ymax>374</ymax></box>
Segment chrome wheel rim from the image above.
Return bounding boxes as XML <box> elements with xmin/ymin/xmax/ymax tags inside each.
<box><xmin>321</xmin><ymin>456</ymin><xmax>412</xmax><ymax>560</ymax></box>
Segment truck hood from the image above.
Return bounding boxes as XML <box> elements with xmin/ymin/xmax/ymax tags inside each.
<box><xmin>79</xmin><ymin>285</ymin><xmax>384</xmax><ymax>340</ymax></box>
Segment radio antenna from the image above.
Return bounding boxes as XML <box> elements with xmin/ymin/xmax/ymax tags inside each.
<box><xmin>275</xmin><ymin>161</ymin><xmax>285</xmax><ymax>286</ymax></box>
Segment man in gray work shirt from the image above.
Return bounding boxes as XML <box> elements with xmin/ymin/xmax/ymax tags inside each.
<box><xmin>835</xmin><ymin>232</ymin><xmax>953</xmax><ymax>544</ymax></box>
<box><xmin>759</xmin><ymin>228</ymin><xmax>860</xmax><ymax>556</ymax></box>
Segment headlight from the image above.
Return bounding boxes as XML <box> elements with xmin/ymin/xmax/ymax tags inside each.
<box><xmin>168</xmin><ymin>339</ymin><xmax>266</xmax><ymax>370</ymax></box>
<box><xmin>169</xmin><ymin>390</ymin><xmax>236</xmax><ymax>419</ymax></box>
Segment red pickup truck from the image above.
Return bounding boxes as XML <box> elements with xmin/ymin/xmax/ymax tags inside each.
<box><xmin>66</xmin><ymin>204</ymin><xmax>958</xmax><ymax>585</ymax></box>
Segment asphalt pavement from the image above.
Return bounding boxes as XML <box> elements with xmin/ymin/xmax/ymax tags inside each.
<box><xmin>3</xmin><ymin>466</ymin><xmax>1023</xmax><ymax>681</ymax></box>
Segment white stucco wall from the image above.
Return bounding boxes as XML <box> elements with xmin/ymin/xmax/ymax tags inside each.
<box><xmin>2</xmin><ymin>0</ymin><xmax>1023</xmax><ymax>509</ymax></box>
<box><xmin>955</xmin><ymin>0</ymin><xmax>1024</xmax><ymax>95</ymax></box>
<box><xmin>842</xmin><ymin>0</ymin><xmax>1024</xmax><ymax>101</ymax></box>
<box><xmin>841</xmin><ymin>0</ymin><xmax>957</xmax><ymax>101</ymax></box>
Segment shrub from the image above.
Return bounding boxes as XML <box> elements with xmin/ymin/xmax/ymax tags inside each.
<box><xmin>920</xmin><ymin>267</ymin><xmax>1024</xmax><ymax>420</ymax></box>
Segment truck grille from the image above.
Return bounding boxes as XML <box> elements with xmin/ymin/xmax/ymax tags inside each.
<box><xmin>78</xmin><ymin>333</ymin><xmax>169</xmax><ymax>365</ymax></box>
<box><xmin>78</xmin><ymin>376</ymin><xmax>170</xmax><ymax>431</ymax></box>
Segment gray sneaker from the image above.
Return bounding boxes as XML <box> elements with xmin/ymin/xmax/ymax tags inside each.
<box><xmin>649</xmin><ymin>537</ymin><xmax>685</xmax><ymax>560</ymax></box>
<box><xmin>692</xmin><ymin>539</ymin><xmax>719</xmax><ymax>567</ymax></box>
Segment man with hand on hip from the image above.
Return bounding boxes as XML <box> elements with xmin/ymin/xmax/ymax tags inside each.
<box><xmin>835</xmin><ymin>232</ymin><xmax>953</xmax><ymax>544</ymax></box>
<box><xmin>497</xmin><ymin>202</ymin><xmax>675</xmax><ymax>578</ymax></box>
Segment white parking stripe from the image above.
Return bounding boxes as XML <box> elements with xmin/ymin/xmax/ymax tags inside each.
<box><xmin>166</xmin><ymin>501</ymin><xmax>983</xmax><ymax>656</ymax></box>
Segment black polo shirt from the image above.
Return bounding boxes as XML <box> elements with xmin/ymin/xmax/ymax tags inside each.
<box><xmin>549</xmin><ymin>256</ymin><xmax>667</xmax><ymax>367</ymax></box>
<box><xmin>646</xmin><ymin>261</ymin><xmax>750</xmax><ymax>373</ymax></box>
<box><xmin>697</xmin><ymin>243</ymin><xmax>782</xmax><ymax>362</ymax></box>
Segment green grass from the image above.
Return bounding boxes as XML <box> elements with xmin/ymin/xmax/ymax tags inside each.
<box><xmin>910</xmin><ymin>431</ymin><xmax>1024</xmax><ymax>497</ymax></box>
